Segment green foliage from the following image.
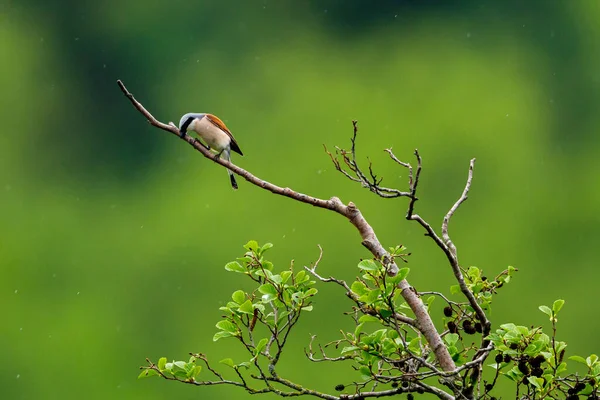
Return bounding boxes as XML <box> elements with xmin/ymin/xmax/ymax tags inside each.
<box><xmin>138</xmin><ymin>240</ymin><xmax>600</xmax><ymax>399</ymax></box>
<box><xmin>486</xmin><ymin>301</ymin><xmax>599</xmax><ymax>398</ymax></box>
<box><xmin>139</xmin><ymin>356</ymin><xmax>201</xmax><ymax>382</ymax></box>
<box><xmin>141</xmin><ymin>241</ymin><xmax>318</xmax><ymax>380</ymax></box>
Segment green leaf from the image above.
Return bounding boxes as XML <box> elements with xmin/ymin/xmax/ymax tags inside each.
<box><xmin>301</xmin><ymin>305</ymin><xmax>313</xmax><ymax>311</ymax></box>
<box><xmin>225</xmin><ymin>261</ymin><xmax>246</xmax><ymax>273</ymax></box>
<box><xmin>258</xmin><ymin>283</ymin><xmax>278</xmax><ymax>296</ymax></box>
<box><xmin>359</xmin><ymin>366</ymin><xmax>372</xmax><ymax>380</ymax></box>
<box><xmin>260</xmin><ymin>242</ymin><xmax>273</xmax><ymax>253</ymax></box>
<box><xmin>157</xmin><ymin>357</ymin><xmax>167</xmax><ymax>371</ymax></box>
<box><xmin>255</xmin><ymin>338</ymin><xmax>268</xmax><ymax>355</ymax></box>
<box><xmin>396</xmin><ymin>267</ymin><xmax>409</xmax><ymax>281</ymax></box>
<box><xmin>261</xmin><ymin>293</ymin><xmax>276</xmax><ymax>303</ymax></box>
<box><xmin>232</xmin><ymin>290</ymin><xmax>246</xmax><ymax>304</ymax></box>
<box><xmin>216</xmin><ymin>320</ymin><xmax>239</xmax><ymax>334</ymax></box>
<box><xmin>445</xmin><ymin>333</ymin><xmax>459</xmax><ymax>345</ymax></box>
<box><xmin>341</xmin><ymin>346</ymin><xmax>360</xmax><ymax>354</ymax></box>
<box><xmin>138</xmin><ymin>368</ymin><xmax>159</xmax><ymax>379</ymax></box>
<box><xmin>191</xmin><ymin>365</ymin><xmax>202</xmax><ymax>378</ymax></box>
<box><xmin>219</xmin><ymin>358</ymin><xmax>235</xmax><ymax>368</ymax></box>
<box><xmin>450</xmin><ymin>285</ymin><xmax>461</xmax><ymax>295</ymax></box>
<box><xmin>351</xmin><ymin>281</ymin><xmax>368</xmax><ymax>296</ymax></box>
<box><xmin>552</xmin><ymin>299</ymin><xmax>565</xmax><ymax>315</ymax></box>
<box><xmin>386</xmin><ymin>267</ymin><xmax>410</xmax><ymax>285</ymax></box>
<box><xmin>238</xmin><ymin>300</ymin><xmax>254</xmax><ymax>314</ymax></box>
<box><xmin>467</xmin><ymin>266</ymin><xmax>481</xmax><ymax>280</ymax></box>
<box><xmin>358</xmin><ymin>259</ymin><xmax>379</xmax><ymax>271</ymax></box>
<box><xmin>243</xmin><ymin>240</ymin><xmax>259</xmax><ymax>252</ymax></box>
<box><xmin>587</xmin><ymin>354</ymin><xmax>598</xmax><ymax>367</ymax></box>
<box><xmin>262</xmin><ymin>261</ymin><xmax>274</xmax><ymax>271</ymax></box>
<box><xmin>365</xmin><ymin>289</ymin><xmax>381</xmax><ymax>304</ymax></box>
<box><xmin>538</xmin><ymin>305</ymin><xmax>552</xmax><ymax>318</ymax></box>
<box><xmin>280</xmin><ymin>270</ymin><xmax>292</xmax><ymax>283</ymax></box>
<box><xmin>237</xmin><ymin>361</ymin><xmax>251</xmax><ymax>369</ymax></box>
<box><xmin>213</xmin><ymin>331</ymin><xmax>234</xmax><ymax>341</ymax></box>
<box><xmin>295</xmin><ymin>270</ymin><xmax>307</xmax><ymax>283</ymax></box>
<box><xmin>527</xmin><ymin>376</ymin><xmax>543</xmax><ymax>389</ymax></box>
<box><xmin>359</xmin><ymin>315</ymin><xmax>380</xmax><ymax>323</ymax></box>
<box><xmin>304</xmin><ymin>288</ymin><xmax>318</xmax><ymax>296</ymax></box>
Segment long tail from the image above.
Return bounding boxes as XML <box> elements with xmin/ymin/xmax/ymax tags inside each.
<box><xmin>223</xmin><ymin>149</ymin><xmax>238</xmax><ymax>190</ymax></box>
<box><xmin>229</xmin><ymin>171</ymin><xmax>238</xmax><ymax>190</ymax></box>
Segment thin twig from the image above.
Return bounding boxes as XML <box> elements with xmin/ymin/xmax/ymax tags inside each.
<box><xmin>442</xmin><ymin>159</ymin><xmax>476</xmax><ymax>258</ymax></box>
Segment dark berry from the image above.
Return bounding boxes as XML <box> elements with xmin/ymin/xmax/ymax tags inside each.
<box><xmin>532</xmin><ymin>367</ymin><xmax>543</xmax><ymax>377</ymax></box>
<box><xmin>334</xmin><ymin>384</ymin><xmax>345</xmax><ymax>392</ymax></box>
<box><xmin>575</xmin><ymin>383</ymin><xmax>586</xmax><ymax>392</ymax></box>
<box><xmin>448</xmin><ymin>321</ymin><xmax>458</xmax><ymax>333</ymax></box>
<box><xmin>443</xmin><ymin>306</ymin><xmax>453</xmax><ymax>317</ymax></box>
<box><xmin>509</xmin><ymin>343</ymin><xmax>519</xmax><ymax>350</ymax></box>
<box><xmin>474</xmin><ymin>322</ymin><xmax>483</xmax><ymax>333</ymax></box>
<box><xmin>518</xmin><ymin>361</ymin><xmax>530</xmax><ymax>375</ymax></box>
<box><xmin>504</xmin><ymin>354</ymin><xmax>511</xmax><ymax>363</ymax></box>
<box><xmin>495</xmin><ymin>354</ymin><xmax>503</xmax><ymax>363</ymax></box>
<box><xmin>407</xmin><ymin>394</ymin><xmax>414</xmax><ymax>400</ymax></box>
<box><xmin>463</xmin><ymin>320</ymin><xmax>476</xmax><ymax>334</ymax></box>
<box><xmin>529</xmin><ymin>354</ymin><xmax>545</xmax><ymax>367</ymax></box>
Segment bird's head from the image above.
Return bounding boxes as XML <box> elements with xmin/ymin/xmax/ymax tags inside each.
<box><xmin>178</xmin><ymin>113</ymin><xmax>206</xmax><ymax>137</ymax></box>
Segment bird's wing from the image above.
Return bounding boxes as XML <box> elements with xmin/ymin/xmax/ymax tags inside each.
<box><xmin>205</xmin><ymin>114</ymin><xmax>243</xmax><ymax>156</ymax></box>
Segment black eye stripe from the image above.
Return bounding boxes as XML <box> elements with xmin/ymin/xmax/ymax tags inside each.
<box><xmin>180</xmin><ymin>116</ymin><xmax>195</xmax><ymax>133</ymax></box>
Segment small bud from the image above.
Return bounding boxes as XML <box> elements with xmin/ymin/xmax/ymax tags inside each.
<box><xmin>560</xmin><ymin>349</ymin><xmax>566</xmax><ymax>363</ymax></box>
<box><xmin>494</xmin><ymin>354</ymin><xmax>503</xmax><ymax>364</ymax></box>
<box><xmin>443</xmin><ymin>306</ymin><xmax>453</xmax><ymax>317</ymax></box>
<box><xmin>482</xmin><ymin>276</ymin><xmax>488</xmax><ymax>281</ymax></box>
<box><xmin>334</xmin><ymin>384</ymin><xmax>345</xmax><ymax>392</ymax></box>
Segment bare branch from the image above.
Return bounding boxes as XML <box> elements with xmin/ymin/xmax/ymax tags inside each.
<box><xmin>442</xmin><ymin>159</ymin><xmax>476</xmax><ymax>258</ymax></box>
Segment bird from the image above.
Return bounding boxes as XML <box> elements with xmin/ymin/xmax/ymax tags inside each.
<box><xmin>178</xmin><ymin>113</ymin><xmax>243</xmax><ymax>189</ymax></box>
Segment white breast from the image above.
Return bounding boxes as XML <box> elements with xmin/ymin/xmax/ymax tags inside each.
<box><xmin>192</xmin><ymin>117</ymin><xmax>231</xmax><ymax>152</ymax></box>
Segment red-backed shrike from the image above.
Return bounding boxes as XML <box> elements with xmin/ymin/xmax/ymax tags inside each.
<box><xmin>179</xmin><ymin>113</ymin><xmax>243</xmax><ymax>189</ymax></box>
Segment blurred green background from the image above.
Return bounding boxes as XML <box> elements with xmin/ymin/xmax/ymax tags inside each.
<box><xmin>2</xmin><ymin>1</ymin><xmax>600</xmax><ymax>398</ymax></box>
